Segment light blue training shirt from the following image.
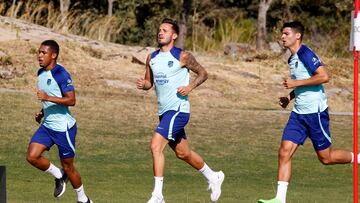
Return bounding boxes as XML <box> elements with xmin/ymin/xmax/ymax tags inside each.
<box><xmin>37</xmin><ymin>64</ymin><xmax>76</xmax><ymax>132</ymax></box>
<box><xmin>150</xmin><ymin>47</ymin><xmax>190</xmax><ymax>115</ymax></box>
<box><xmin>288</xmin><ymin>44</ymin><xmax>328</xmax><ymax>114</ymax></box>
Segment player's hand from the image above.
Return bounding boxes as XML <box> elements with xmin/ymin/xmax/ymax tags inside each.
<box><xmin>37</xmin><ymin>90</ymin><xmax>49</xmax><ymax>101</ymax></box>
<box><xmin>279</xmin><ymin>96</ymin><xmax>290</xmax><ymax>109</ymax></box>
<box><xmin>177</xmin><ymin>86</ymin><xmax>192</xmax><ymax>96</ymax></box>
<box><xmin>283</xmin><ymin>79</ymin><xmax>297</xmax><ymax>89</ymax></box>
<box><xmin>136</xmin><ymin>78</ymin><xmax>147</xmax><ymax>90</ymax></box>
<box><xmin>35</xmin><ymin>111</ymin><xmax>43</xmax><ymax>124</ymax></box>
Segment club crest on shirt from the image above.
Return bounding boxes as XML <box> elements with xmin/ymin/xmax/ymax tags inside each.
<box><xmin>47</xmin><ymin>79</ymin><xmax>51</xmax><ymax>85</ymax></box>
<box><xmin>168</xmin><ymin>61</ymin><xmax>173</xmax><ymax>67</ymax></box>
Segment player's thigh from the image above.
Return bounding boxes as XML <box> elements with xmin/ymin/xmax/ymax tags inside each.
<box><xmin>279</xmin><ymin>140</ymin><xmax>299</xmax><ymax>159</ymax></box>
<box><xmin>169</xmin><ymin>138</ymin><xmax>191</xmax><ymax>155</ymax></box>
<box><xmin>282</xmin><ymin>112</ymin><xmax>308</xmax><ymax>146</ymax></box>
<box><xmin>28</xmin><ymin>125</ymin><xmax>54</xmax><ymax>158</ymax></box>
<box><xmin>60</xmin><ymin>157</ymin><xmax>75</xmax><ymax>169</ymax></box>
<box><xmin>306</xmin><ymin>110</ymin><xmax>332</xmax><ymax>151</ymax></box>
<box><xmin>150</xmin><ymin>132</ymin><xmax>169</xmax><ymax>152</ymax></box>
<box><xmin>155</xmin><ymin>111</ymin><xmax>189</xmax><ymax>142</ymax></box>
<box><xmin>54</xmin><ymin>124</ymin><xmax>77</xmax><ymax>160</ymax></box>
<box><xmin>315</xmin><ymin>147</ymin><xmax>331</xmax><ymax>160</ymax></box>
<box><xmin>27</xmin><ymin>142</ymin><xmax>48</xmax><ymax>159</ymax></box>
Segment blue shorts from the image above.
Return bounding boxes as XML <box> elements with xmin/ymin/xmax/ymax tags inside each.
<box><xmin>155</xmin><ymin>110</ymin><xmax>190</xmax><ymax>142</ymax></box>
<box><xmin>282</xmin><ymin>109</ymin><xmax>332</xmax><ymax>151</ymax></box>
<box><xmin>30</xmin><ymin>124</ymin><xmax>77</xmax><ymax>159</ymax></box>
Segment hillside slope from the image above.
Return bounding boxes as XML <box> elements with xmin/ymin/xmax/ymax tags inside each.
<box><xmin>0</xmin><ymin>15</ymin><xmax>354</xmax><ymax>112</ymax></box>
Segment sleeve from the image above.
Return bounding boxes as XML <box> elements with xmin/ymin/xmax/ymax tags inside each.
<box><xmin>297</xmin><ymin>45</ymin><xmax>322</xmax><ymax>75</ymax></box>
<box><xmin>59</xmin><ymin>71</ymin><xmax>75</xmax><ymax>94</ymax></box>
<box><xmin>53</xmin><ymin>68</ymin><xmax>75</xmax><ymax>95</ymax></box>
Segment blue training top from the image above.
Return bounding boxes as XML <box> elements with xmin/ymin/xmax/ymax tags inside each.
<box><xmin>150</xmin><ymin>47</ymin><xmax>190</xmax><ymax>115</ymax></box>
<box><xmin>37</xmin><ymin>63</ymin><xmax>76</xmax><ymax>132</ymax></box>
<box><xmin>288</xmin><ymin>44</ymin><xmax>328</xmax><ymax>114</ymax></box>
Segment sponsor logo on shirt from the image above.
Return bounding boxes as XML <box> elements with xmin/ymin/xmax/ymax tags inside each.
<box><xmin>312</xmin><ymin>57</ymin><xmax>320</xmax><ymax>66</ymax></box>
<box><xmin>154</xmin><ymin>72</ymin><xmax>169</xmax><ymax>85</ymax></box>
<box><xmin>66</xmin><ymin>79</ymin><xmax>72</xmax><ymax>87</ymax></box>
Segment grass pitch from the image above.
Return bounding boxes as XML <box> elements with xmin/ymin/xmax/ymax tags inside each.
<box><xmin>0</xmin><ymin>91</ymin><xmax>354</xmax><ymax>203</ymax></box>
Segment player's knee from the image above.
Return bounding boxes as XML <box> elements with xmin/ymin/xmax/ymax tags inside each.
<box><xmin>150</xmin><ymin>143</ymin><xmax>161</xmax><ymax>155</ymax></box>
<box><xmin>176</xmin><ymin>151</ymin><xmax>190</xmax><ymax>160</ymax></box>
<box><xmin>278</xmin><ymin>147</ymin><xmax>292</xmax><ymax>160</ymax></box>
<box><xmin>62</xmin><ymin>164</ymin><xmax>75</xmax><ymax>174</ymax></box>
<box><xmin>318</xmin><ymin>156</ymin><xmax>332</xmax><ymax>165</ymax></box>
<box><xmin>26</xmin><ymin>153</ymin><xmax>39</xmax><ymax>165</ymax></box>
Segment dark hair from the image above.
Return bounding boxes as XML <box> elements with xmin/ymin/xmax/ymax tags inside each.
<box><xmin>281</xmin><ymin>21</ymin><xmax>305</xmax><ymax>40</ymax></box>
<box><xmin>41</xmin><ymin>40</ymin><xmax>60</xmax><ymax>57</ymax></box>
<box><xmin>161</xmin><ymin>18</ymin><xmax>179</xmax><ymax>35</ymax></box>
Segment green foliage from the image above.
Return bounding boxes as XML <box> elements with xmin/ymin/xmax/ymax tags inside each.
<box><xmin>189</xmin><ymin>15</ymin><xmax>256</xmax><ymax>52</ymax></box>
<box><xmin>0</xmin><ymin>0</ymin><xmax>355</xmax><ymax>56</ymax></box>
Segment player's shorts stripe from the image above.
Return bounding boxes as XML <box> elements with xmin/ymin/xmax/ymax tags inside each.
<box><xmin>66</xmin><ymin>129</ymin><xmax>76</xmax><ymax>152</ymax></box>
<box><xmin>317</xmin><ymin>112</ymin><xmax>332</xmax><ymax>143</ymax></box>
<box><xmin>168</xmin><ymin>111</ymin><xmax>180</xmax><ymax>141</ymax></box>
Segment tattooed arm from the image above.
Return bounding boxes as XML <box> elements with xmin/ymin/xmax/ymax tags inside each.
<box><xmin>177</xmin><ymin>51</ymin><xmax>208</xmax><ymax>96</ymax></box>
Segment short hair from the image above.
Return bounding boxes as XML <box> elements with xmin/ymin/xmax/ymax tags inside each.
<box><xmin>41</xmin><ymin>40</ymin><xmax>60</xmax><ymax>56</ymax></box>
<box><xmin>281</xmin><ymin>21</ymin><xmax>305</xmax><ymax>40</ymax></box>
<box><xmin>161</xmin><ymin>18</ymin><xmax>179</xmax><ymax>35</ymax></box>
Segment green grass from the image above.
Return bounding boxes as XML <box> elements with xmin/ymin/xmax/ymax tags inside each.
<box><xmin>0</xmin><ymin>91</ymin><xmax>354</xmax><ymax>203</ymax></box>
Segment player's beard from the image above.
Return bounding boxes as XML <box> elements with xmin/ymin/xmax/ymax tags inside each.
<box><xmin>157</xmin><ymin>37</ymin><xmax>172</xmax><ymax>48</ymax></box>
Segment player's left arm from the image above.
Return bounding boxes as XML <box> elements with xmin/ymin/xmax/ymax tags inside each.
<box><xmin>178</xmin><ymin>51</ymin><xmax>208</xmax><ymax>96</ymax></box>
<box><xmin>37</xmin><ymin>90</ymin><xmax>76</xmax><ymax>106</ymax></box>
<box><xmin>283</xmin><ymin>66</ymin><xmax>330</xmax><ymax>89</ymax></box>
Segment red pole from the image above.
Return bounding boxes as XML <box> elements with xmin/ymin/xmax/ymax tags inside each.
<box><xmin>354</xmin><ymin>1</ymin><xmax>359</xmax><ymax>203</ymax></box>
<box><xmin>354</xmin><ymin>48</ymin><xmax>359</xmax><ymax>203</ymax></box>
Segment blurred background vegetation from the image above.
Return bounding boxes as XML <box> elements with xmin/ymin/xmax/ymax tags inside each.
<box><xmin>0</xmin><ymin>0</ymin><xmax>353</xmax><ymax>57</ymax></box>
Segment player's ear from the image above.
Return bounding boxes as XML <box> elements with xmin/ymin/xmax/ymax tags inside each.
<box><xmin>51</xmin><ymin>52</ymin><xmax>58</xmax><ymax>60</ymax></box>
<box><xmin>295</xmin><ymin>33</ymin><xmax>301</xmax><ymax>40</ymax></box>
<box><xmin>172</xmin><ymin>33</ymin><xmax>178</xmax><ymax>40</ymax></box>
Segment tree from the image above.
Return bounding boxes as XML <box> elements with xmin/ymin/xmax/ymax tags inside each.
<box><xmin>11</xmin><ymin>0</ymin><xmax>16</xmax><ymax>17</ymax></box>
<box><xmin>108</xmin><ymin>0</ymin><xmax>115</xmax><ymax>17</ymax></box>
<box><xmin>60</xmin><ymin>0</ymin><xmax>71</xmax><ymax>32</ymax></box>
<box><xmin>256</xmin><ymin>0</ymin><xmax>273</xmax><ymax>51</ymax></box>
<box><xmin>176</xmin><ymin>0</ymin><xmax>192</xmax><ymax>49</ymax></box>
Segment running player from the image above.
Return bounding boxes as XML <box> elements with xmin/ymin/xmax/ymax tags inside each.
<box><xmin>258</xmin><ymin>21</ymin><xmax>357</xmax><ymax>203</ymax></box>
<box><xmin>136</xmin><ymin>18</ymin><xmax>225</xmax><ymax>203</ymax></box>
<box><xmin>26</xmin><ymin>40</ymin><xmax>92</xmax><ymax>203</ymax></box>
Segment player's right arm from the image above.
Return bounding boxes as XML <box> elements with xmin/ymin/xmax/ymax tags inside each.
<box><xmin>279</xmin><ymin>90</ymin><xmax>295</xmax><ymax>109</ymax></box>
<box><xmin>35</xmin><ymin>109</ymin><xmax>44</xmax><ymax>124</ymax></box>
<box><xmin>136</xmin><ymin>54</ymin><xmax>153</xmax><ymax>90</ymax></box>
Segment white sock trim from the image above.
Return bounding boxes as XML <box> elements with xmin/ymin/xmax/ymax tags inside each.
<box><xmin>45</xmin><ymin>163</ymin><xmax>62</xmax><ymax>179</ymax></box>
<box><xmin>351</xmin><ymin>152</ymin><xmax>354</xmax><ymax>163</ymax></box>
<box><xmin>153</xmin><ymin>176</ymin><xmax>164</xmax><ymax>197</ymax></box>
<box><xmin>276</xmin><ymin>181</ymin><xmax>288</xmax><ymax>203</ymax></box>
<box><xmin>75</xmin><ymin>185</ymin><xmax>88</xmax><ymax>202</ymax></box>
<box><xmin>199</xmin><ymin>163</ymin><xmax>216</xmax><ymax>181</ymax></box>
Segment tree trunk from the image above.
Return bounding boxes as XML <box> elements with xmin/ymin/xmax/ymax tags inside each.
<box><xmin>108</xmin><ymin>0</ymin><xmax>114</xmax><ymax>17</ymax></box>
<box><xmin>60</xmin><ymin>0</ymin><xmax>71</xmax><ymax>32</ymax></box>
<box><xmin>11</xmin><ymin>0</ymin><xmax>16</xmax><ymax>18</ymax></box>
<box><xmin>176</xmin><ymin>0</ymin><xmax>192</xmax><ymax>49</ymax></box>
<box><xmin>256</xmin><ymin>0</ymin><xmax>273</xmax><ymax>51</ymax></box>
